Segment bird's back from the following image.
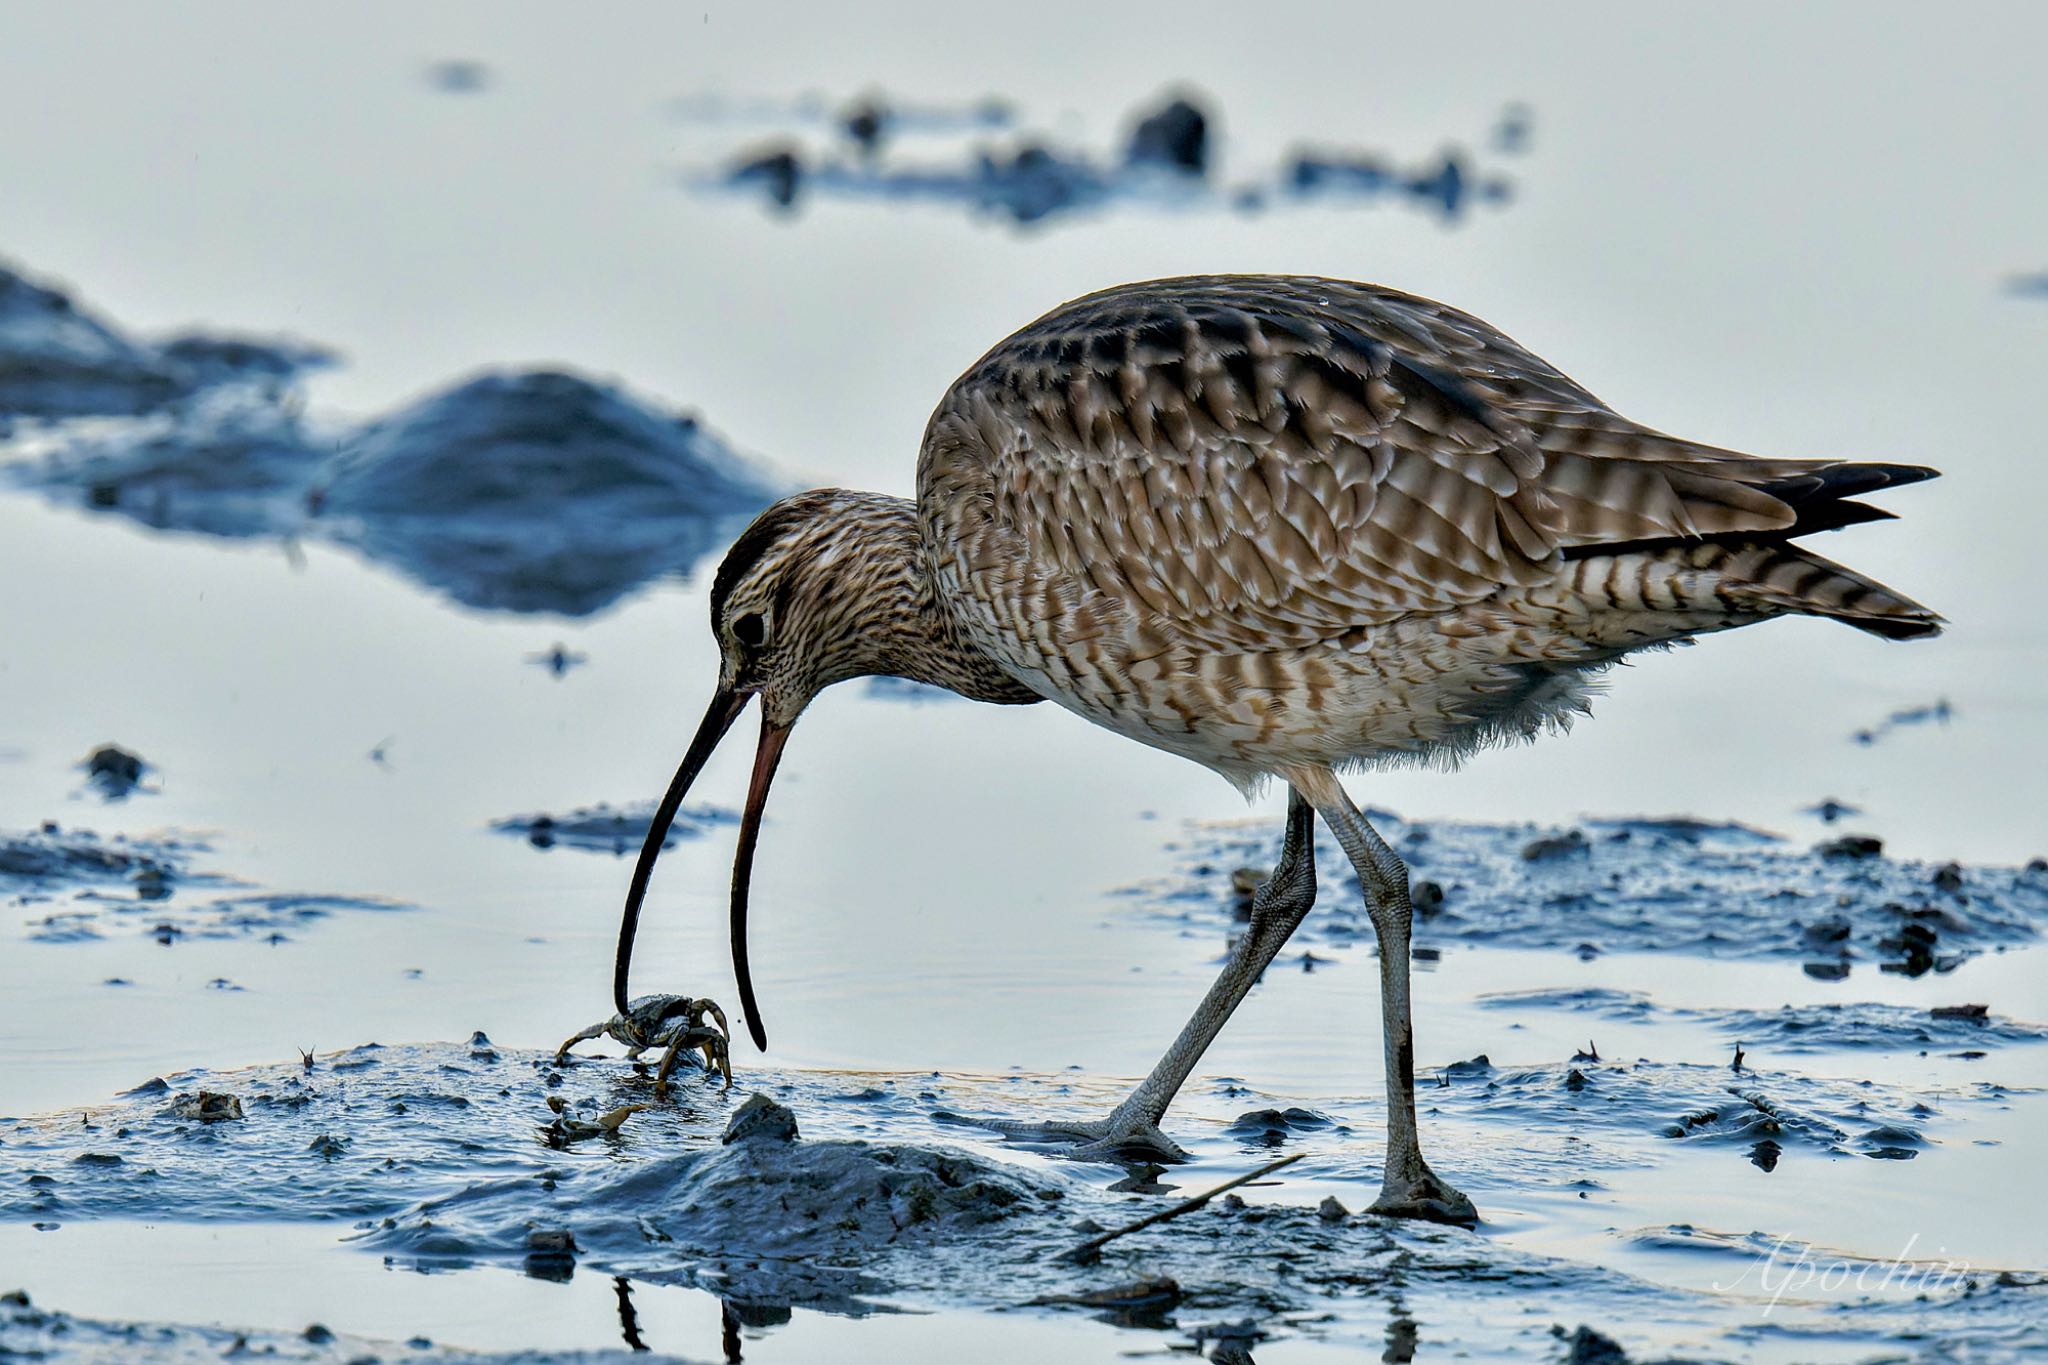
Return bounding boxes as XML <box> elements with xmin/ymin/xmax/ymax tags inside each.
<box><xmin>917</xmin><ymin>276</ymin><xmax>1939</xmax><ymax>781</ymax></box>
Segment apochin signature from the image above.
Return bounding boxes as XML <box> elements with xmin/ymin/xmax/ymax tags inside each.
<box><xmin>1714</xmin><ymin>1233</ymin><xmax>1974</xmax><ymax>1313</ymax></box>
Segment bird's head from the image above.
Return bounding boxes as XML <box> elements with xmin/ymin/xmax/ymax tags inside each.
<box><xmin>611</xmin><ymin>489</ymin><xmax>927</xmax><ymax>1047</ymax></box>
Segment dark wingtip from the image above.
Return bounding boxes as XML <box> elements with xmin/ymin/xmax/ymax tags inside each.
<box><xmin>1850</xmin><ymin>613</ymin><xmax>1946</xmax><ymax>641</ymax></box>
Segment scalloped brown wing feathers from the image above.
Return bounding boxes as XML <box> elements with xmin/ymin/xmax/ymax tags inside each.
<box><xmin>921</xmin><ymin>276</ymin><xmax>1930</xmax><ymax>654</ymax></box>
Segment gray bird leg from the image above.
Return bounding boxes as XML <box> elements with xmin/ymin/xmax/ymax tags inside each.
<box><xmin>1297</xmin><ymin>771</ymin><xmax>1477</xmax><ymax>1227</ymax></box>
<box><xmin>984</xmin><ymin>787</ymin><xmax>1319</xmax><ymax>1162</ymax></box>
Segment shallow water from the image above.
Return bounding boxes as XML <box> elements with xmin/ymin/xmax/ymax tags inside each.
<box><xmin>5</xmin><ymin>3</ymin><xmax>2048</xmax><ymax>1361</ymax></box>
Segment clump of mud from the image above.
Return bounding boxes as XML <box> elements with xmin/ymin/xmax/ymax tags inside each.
<box><xmin>491</xmin><ymin>802</ymin><xmax>737</xmax><ymax>856</ymax></box>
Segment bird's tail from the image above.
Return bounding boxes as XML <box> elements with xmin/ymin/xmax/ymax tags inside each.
<box><xmin>1562</xmin><ymin>539</ymin><xmax>1943</xmax><ymax>643</ymax></box>
<box><xmin>1691</xmin><ymin>541</ymin><xmax>1943</xmax><ymax>639</ymax></box>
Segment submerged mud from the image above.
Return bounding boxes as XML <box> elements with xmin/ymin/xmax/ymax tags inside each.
<box><xmin>1483</xmin><ymin>987</ymin><xmax>2048</xmax><ymax>1052</ymax></box>
<box><xmin>3</xmin><ymin>823</ymin><xmax>408</xmax><ymax>946</ymax></box>
<box><xmin>0</xmin><ymin>1291</ymin><xmax>706</xmax><ymax>1365</ymax></box>
<box><xmin>1144</xmin><ymin>812</ymin><xmax>2048</xmax><ymax>977</ymax></box>
<box><xmin>491</xmin><ymin>803</ymin><xmax>738</xmax><ymax>856</ymax></box>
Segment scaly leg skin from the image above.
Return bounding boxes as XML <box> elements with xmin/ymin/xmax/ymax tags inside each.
<box><xmin>981</xmin><ymin>787</ymin><xmax>1320</xmax><ymax>1164</ymax></box>
<box><xmin>1293</xmin><ymin>766</ymin><xmax>1478</xmax><ymax>1228</ymax></box>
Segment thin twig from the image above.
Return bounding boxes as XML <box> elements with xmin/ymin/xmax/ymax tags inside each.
<box><xmin>1055</xmin><ymin>1152</ymin><xmax>1305</xmax><ymax>1262</ymax></box>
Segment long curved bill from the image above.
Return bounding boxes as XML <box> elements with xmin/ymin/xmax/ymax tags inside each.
<box><xmin>615</xmin><ymin>687</ymin><xmax>792</xmax><ymax>1054</ymax></box>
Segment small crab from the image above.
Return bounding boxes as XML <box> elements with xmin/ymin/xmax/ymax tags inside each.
<box><xmin>541</xmin><ymin>1096</ymin><xmax>647</xmax><ymax>1146</ymax></box>
<box><xmin>554</xmin><ymin>994</ymin><xmax>734</xmax><ymax>1095</ymax></box>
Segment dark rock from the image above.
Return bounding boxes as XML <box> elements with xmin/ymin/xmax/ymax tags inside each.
<box><xmin>1125</xmin><ymin>95</ymin><xmax>1209</xmax><ymax>176</ymax></box>
<box><xmin>730</xmin><ymin>145</ymin><xmax>803</xmax><ymax>209</ymax></box>
<box><xmin>1801</xmin><ymin>917</ymin><xmax>1852</xmax><ymax>944</ymax></box>
<box><xmin>1561</xmin><ymin>1322</ymin><xmax>1631</xmax><ymax>1364</ymax></box>
<box><xmin>843</xmin><ymin>99</ymin><xmax>887</xmax><ymax>154</ymax></box>
<box><xmin>1816</xmin><ymin>834</ymin><xmax>1883</xmax><ymax>859</ymax></box>
<box><xmin>81</xmin><ymin>745</ymin><xmax>148</xmax><ymax>798</ymax></box>
<box><xmin>165</xmin><ymin>1091</ymin><xmax>243</xmax><ymax>1122</ymax></box>
<box><xmin>1930</xmin><ymin>1003</ymin><xmax>1989</xmax><ymax>1022</ymax></box>
<box><xmin>1224</xmin><ymin>1107</ymin><xmax>1332</xmax><ymax>1142</ymax></box>
<box><xmin>1521</xmin><ymin>829</ymin><xmax>1589</xmax><ymax>862</ymax></box>
<box><xmin>722</xmin><ymin>1093</ymin><xmax>798</xmax><ymax>1145</ymax></box>
<box><xmin>1805</xmin><ymin>798</ymin><xmax>1860</xmax><ymax>823</ymax></box>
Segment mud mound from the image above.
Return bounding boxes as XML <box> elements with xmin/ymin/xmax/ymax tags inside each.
<box><xmin>307</xmin><ymin>370</ymin><xmax>777</xmax><ymax>615</ymax></box>
<box><xmin>0</xmin><ymin>260</ymin><xmax>329</xmax><ymax>419</ymax></box>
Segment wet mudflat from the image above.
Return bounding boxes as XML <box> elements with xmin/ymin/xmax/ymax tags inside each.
<box><xmin>6</xmin><ymin>6</ymin><xmax>2048</xmax><ymax>1361</ymax></box>
<box><xmin>5</xmin><ymin>812</ymin><xmax>2046</xmax><ymax>1360</ymax></box>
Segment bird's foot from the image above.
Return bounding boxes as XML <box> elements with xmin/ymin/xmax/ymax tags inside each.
<box><xmin>1369</xmin><ymin>1158</ymin><xmax>1478</xmax><ymax>1227</ymax></box>
<box><xmin>977</xmin><ymin>1109</ymin><xmax>1190</xmax><ymax>1165</ymax></box>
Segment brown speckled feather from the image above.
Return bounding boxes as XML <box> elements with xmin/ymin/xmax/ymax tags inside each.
<box><xmin>925</xmin><ymin>276</ymin><xmax>1923</xmax><ymax>653</ymax></box>
<box><xmin>915</xmin><ymin>276</ymin><xmax>1938</xmax><ymax>783</ymax></box>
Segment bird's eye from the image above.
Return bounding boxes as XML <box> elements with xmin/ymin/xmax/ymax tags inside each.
<box><xmin>732</xmin><ymin>612</ymin><xmax>768</xmax><ymax>648</ymax></box>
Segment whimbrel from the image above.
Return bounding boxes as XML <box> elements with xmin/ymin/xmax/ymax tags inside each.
<box><xmin>615</xmin><ymin>276</ymin><xmax>1940</xmax><ymax>1225</ymax></box>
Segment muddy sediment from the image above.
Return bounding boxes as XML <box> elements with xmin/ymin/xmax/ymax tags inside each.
<box><xmin>1147</xmin><ymin>813</ymin><xmax>2048</xmax><ymax>975</ymax></box>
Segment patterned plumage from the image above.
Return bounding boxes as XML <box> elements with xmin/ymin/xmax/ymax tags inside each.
<box><xmin>618</xmin><ymin>275</ymin><xmax>1941</xmax><ymax>1225</ymax></box>
<box><xmin>915</xmin><ymin>276</ymin><xmax>1938</xmax><ymax>788</ymax></box>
